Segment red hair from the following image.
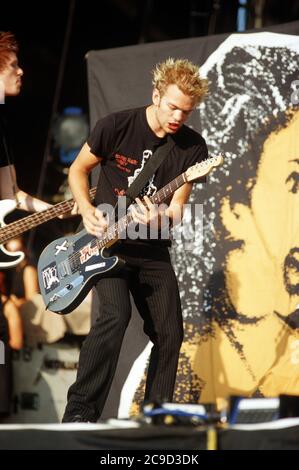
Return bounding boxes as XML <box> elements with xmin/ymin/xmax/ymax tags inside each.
<box><xmin>0</xmin><ymin>31</ymin><xmax>19</xmax><ymax>72</ymax></box>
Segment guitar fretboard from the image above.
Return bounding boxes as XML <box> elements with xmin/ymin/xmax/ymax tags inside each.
<box><xmin>98</xmin><ymin>172</ymin><xmax>186</xmax><ymax>246</ymax></box>
<box><xmin>67</xmin><ymin>153</ymin><xmax>222</xmax><ymax>272</ymax></box>
<box><xmin>68</xmin><ymin>173</ymin><xmax>187</xmax><ymax>271</ymax></box>
<box><xmin>0</xmin><ymin>187</ymin><xmax>97</xmax><ymax>244</ymax></box>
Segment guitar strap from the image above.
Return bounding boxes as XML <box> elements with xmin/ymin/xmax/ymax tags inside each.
<box><xmin>113</xmin><ymin>135</ymin><xmax>176</xmax><ymax>219</ymax></box>
<box><xmin>75</xmin><ymin>135</ymin><xmax>176</xmax><ymax>233</ymax></box>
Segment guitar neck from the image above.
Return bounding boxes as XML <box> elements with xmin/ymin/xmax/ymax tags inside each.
<box><xmin>98</xmin><ymin>172</ymin><xmax>187</xmax><ymax>249</ymax></box>
<box><xmin>0</xmin><ymin>187</ymin><xmax>97</xmax><ymax>244</ymax></box>
<box><xmin>69</xmin><ymin>154</ymin><xmax>222</xmax><ymax>268</ymax></box>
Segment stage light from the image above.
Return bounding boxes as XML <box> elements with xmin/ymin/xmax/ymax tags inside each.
<box><xmin>142</xmin><ymin>402</ymin><xmax>225</xmax><ymax>426</ymax></box>
<box><xmin>228</xmin><ymin>396</ymin><xmax>280</xmax><ymax>424</ymax></box>
<box><xmin>52</xmin><ymin>106</ymin><xmax>89</xmax><ymax>166</ymax></box>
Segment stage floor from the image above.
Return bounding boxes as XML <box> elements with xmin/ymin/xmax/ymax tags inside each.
<box><xmin>1</xmin><ymin>418</ymin><xmax>299</xmax><ymax>450</ymax></box>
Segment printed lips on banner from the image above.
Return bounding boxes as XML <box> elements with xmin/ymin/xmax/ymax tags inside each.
<box><xmin>172</xmin><ymin>31</ymin><xmax>299</xmax><ymax>404</ymax></box>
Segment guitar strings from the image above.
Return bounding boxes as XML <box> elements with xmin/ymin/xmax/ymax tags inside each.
<box><xmin>0</xmin><ymin>188</ymin><xmax>97</xmax><ymax>243</ymax></box>
<box><xmin>67</xmin><ymin>175</ymin><xmax>187</xmax><ymax>268</ymax></box>
<box><xmin>64</xmin><ymin>157</ymin><xmax>219</xmax><ymax>267</ymax></box>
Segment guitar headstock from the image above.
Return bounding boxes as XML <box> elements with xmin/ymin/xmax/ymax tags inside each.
<box><xmin>185</xmin><ymin>154</ymin><xmax>223</xmax><ymax>183</ymax></box>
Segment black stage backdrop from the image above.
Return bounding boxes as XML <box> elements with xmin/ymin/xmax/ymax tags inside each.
<box><xmin>87</xmin><ymin>21</ymin><xmax>299</xmax><ymax>419</ymax></box>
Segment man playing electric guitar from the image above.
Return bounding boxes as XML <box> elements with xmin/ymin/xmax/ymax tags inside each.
<box><xmin>61</xmin><ymin>58</ymin><xmax>210</xmax><ymax>423</ymax></box>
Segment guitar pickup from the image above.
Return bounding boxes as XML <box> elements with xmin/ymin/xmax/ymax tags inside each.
<box><xmin>58</xmin><ymin>260</ymin><xmax>71</xmax><ymax>278</ymax></box>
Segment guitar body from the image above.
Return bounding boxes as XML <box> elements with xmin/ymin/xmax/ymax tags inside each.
<box><xmin>0</xmin><ymin>187</ymin><xmax>97</xmax><ymax>270</ymax></box>
<box><xmin>0</xmin><ymin>200</ymin><xmax>25</xmax><ymax>268</ymax></box>
<box><xmin>38</xmin><ymin>155</ymin><xmax>223</xmax><ymax>315</ymax></box>
<box><xmin>38</xmin><ymin>229</ymin><xmax>124</xmax><ymax>314</ymax></box>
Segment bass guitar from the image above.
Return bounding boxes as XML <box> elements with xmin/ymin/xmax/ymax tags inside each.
<box><xmin>0</xmin><ymin>187</ymin><xmax>96</xmax><ymax>269</ymax></box>
<box><xmin>38</xmin><ymin>155</ymin><xmax>223</xmax><ymax>315</ymax></box>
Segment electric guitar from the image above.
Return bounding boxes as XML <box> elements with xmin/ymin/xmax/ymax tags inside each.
<box><xmin>0</xmin><ymin>188</ymin><xmax>97</xmax><ymax>269</ymax></box>
<box><xmin>38</xmin><ymin>155</ymin><xmax>223</xmax><ymax>315</ymax></box>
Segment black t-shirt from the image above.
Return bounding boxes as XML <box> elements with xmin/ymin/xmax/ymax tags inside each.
<box><xmin>0</xmin><ymin>106</ymin><xmax>13</xmax><ymax>168</ymax></box>
<box><xmin>88</xmin><ymin>106</ymin><xmax>208</xmax><ymax>244</ymax></box>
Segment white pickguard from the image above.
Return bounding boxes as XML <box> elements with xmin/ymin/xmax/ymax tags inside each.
<box><xmin>0</xmin><ymin>199</ymin><xmax>25</xmax><ymax>268</ymax></box>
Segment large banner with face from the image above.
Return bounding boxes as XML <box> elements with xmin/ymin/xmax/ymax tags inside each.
<box><xmin>87</xmin><ymin>21</ymin><xmax>299</xmax><ymax>417</ymax></box>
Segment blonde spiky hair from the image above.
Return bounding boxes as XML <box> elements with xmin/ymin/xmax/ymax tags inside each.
<box><xmin>152</xmin><ymin>58</ymin><xmax>208</xmax><ymax>104</ymax></box>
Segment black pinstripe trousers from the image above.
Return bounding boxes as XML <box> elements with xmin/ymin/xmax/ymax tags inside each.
<box><xmin>63</xmin><ymin>243</ymin><xmax>183</xmax><ymax>422</ymax></box>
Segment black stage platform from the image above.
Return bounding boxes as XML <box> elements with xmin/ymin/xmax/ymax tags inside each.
<box><xmin>1</xmin><ymin>418</ymin><xmax>299</xmax><ymax>450</ymax></box>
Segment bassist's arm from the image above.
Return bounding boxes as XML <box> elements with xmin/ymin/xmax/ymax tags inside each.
<box><xmin>0</xmin><ymin>165</ymin><xmax>52</xmax><ymax>212</ymax></box>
